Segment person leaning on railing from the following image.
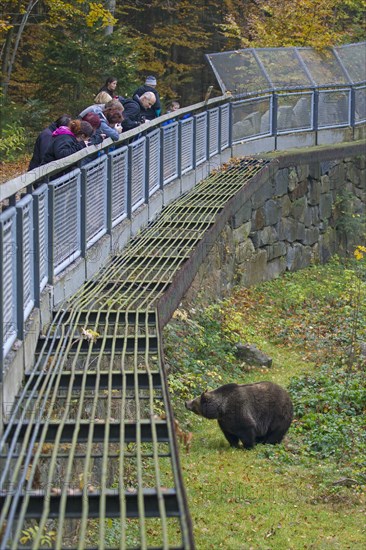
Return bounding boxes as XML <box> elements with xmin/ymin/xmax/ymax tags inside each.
<box><xmin>41</xmin><ymin>119</ymin><xmax>93</xmax><ymax>165</ymax></box>
<box><xmin>78</xmin><ymin>98</ymin><xmax>124</xmax><ymax>141</ymax></box>
<box><xmin>28</xmin><ymin>113</ymin><xmax>72</xmax><ymax>171</ymax></box>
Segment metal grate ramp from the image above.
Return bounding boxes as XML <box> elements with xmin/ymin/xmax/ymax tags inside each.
<box><xmin>0</xmin><ymin>158</ymin><xmax>269</xmax><ymax>549</ymax></box>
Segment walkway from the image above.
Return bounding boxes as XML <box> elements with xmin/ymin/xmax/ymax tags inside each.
<box><xmin>0</xmin><ymin>158</ymin><xmax>268</xmax><ymax>548</ymax></box>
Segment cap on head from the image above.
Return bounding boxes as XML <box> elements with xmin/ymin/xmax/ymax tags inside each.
<box><xmin>145</xmin><ymin>75</ymin><xmax>157</xmax><ymax>86</ymax></box>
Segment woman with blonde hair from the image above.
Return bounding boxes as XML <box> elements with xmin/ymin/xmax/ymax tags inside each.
<box><xmin>94</xmin><ymin>91</ymin><xmax>113</xmax><ymax>104</ymax></box>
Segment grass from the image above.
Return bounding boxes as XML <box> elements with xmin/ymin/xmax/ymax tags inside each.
<box><xmin>164</xmin><ymin>255</ymin><xmax>366</xmax><ymax>549</ymax></box>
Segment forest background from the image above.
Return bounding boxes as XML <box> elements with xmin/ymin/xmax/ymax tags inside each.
<box><xmin>0</xmin><ymin>0</ymin><xmax>365</xmax><ymax>167</ymax></box>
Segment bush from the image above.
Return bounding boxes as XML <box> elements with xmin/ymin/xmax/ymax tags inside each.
<box><xmin>0</xmin><ymin>122</ymin><xmax>26</xmax><ymax>162</ymax></box>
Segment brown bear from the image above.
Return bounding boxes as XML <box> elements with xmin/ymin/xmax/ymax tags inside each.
<box><xmin>185</xmin><ymin>381</ymin><xmax>293</xmax><ymax>449</ymax></box>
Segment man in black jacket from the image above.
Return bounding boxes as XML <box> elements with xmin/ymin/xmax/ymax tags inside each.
<box><xmin>121</xmin><ymin>92</ymin><xmax>156</xmax><ymax>131</ymax></box>
<box><xmin>132</xmin><ymin>76</ymin><xmax>161</xmax><ymax>120</ymax></box>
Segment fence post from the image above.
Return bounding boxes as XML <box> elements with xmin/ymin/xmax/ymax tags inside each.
<box><xmin>272</xmin><ymin>93</ymin><xmax>278</xmax><ymax>149</ymax></box>
<box><xmin>313</xmin><ymin>89</ymin><xmax>319</xmax><ymax>145</ymax></box>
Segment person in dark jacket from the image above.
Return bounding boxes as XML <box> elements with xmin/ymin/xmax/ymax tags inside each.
<box><xmin>132</xmin><ymin>76</ymin><xmax>161</xmax><ymax>120</ymax></box>
<box><xmin>121</xmin><ymin>92</ymin><xmax>156</xmax><ymax>131</ymax></box>
<box><xmin>41</xmin><ymin>120</ymin><xmax>93</xmax><ymax>165</ymax></box>
<box><xmin>28</xmin><ymin>114</ymin><xmax>71</xmax><ymax>170</ymax></box>
<box><xmin>96</xmin><ymin>76</ymin><xmax>118</xmax><ymax>98</ymax></box>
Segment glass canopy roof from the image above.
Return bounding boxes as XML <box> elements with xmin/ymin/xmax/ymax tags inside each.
<box><xmin>206</xmin><ymin>42</ymin><xmax>366</xmax><ymax>96</ymax></box>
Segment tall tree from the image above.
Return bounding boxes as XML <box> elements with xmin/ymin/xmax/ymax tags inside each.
<box><xmin>0</xmin><ymin>0</ymin><xmax>116</xmax><ymax>97</ymax></box>
<box><xmin>218</xmin><ymin>0</ymin><xmax>366</xmax><ymax>49</ymax></box>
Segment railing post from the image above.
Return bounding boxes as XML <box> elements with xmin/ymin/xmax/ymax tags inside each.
<box><xmin>80</xmin><ymin>169</ymin><xmax>87</xmax><ymax>257</ymax></box>
<box><xmin>48</xmin><ymin>184</ymin><xmax>54</xmax><ymax>283</ymax></box>
<box><xmin>350</xmin><ymin>86</ymin><xmax>355</xmax><ymax>127</ymax></box>
<box><xmin>313</xmin><ymin>89</ymin><xmax>319</xmax><ymax>145</ymax></box>
<box><xmin>16</xmin><ymin>207</ymin><xmax>24</xmax><ymax>340</ymax></box>
<box><xmin>192</xmin><ymin>116</ymin><xmax>197</xmax><ymax>169</ymax></box>
<box><xmin>228</xmin><ymin>101</ymin><xmax>233</xmax><ymax>148</ymax></box>
<box><xmin>272</xmin><ymin>93</ymin><xmax>278</xmax><ymax>149</ymax></box>
<box><xmin>178</xmin><ymin>121</ymin><xmax>182</xmax><ymax>178</ymax></box>
<box><xmin>127</xmin><ymin>146</ymin><xmax>133</xmax><ymax>217</ymax></box>
<box><xmin>107</xmin><ymin>153</ymin><xmax>113</xmax><ymax>234</ymax></box>
<box><xmin>159</xmin><ymin>128</ymin><xmax>165</xmax><ymax>190</ymax></box>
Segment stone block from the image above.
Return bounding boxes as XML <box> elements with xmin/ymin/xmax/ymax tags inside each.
<box><xmin>286</xmin><ymin>243</ymin><xmax>312</xmax><ymax>271</ymax></box>
<box><xmin>256</xmin><ymin>226</ymin><xmax>278</xmax><ymax>246</ymax></box>
<box><xmin>288</xmin><ymin>168</ymin><xmax>298</xmax><ymax>191</ymax></box>
<box><xmin>251</xmin><ymin>208</ymin><xmax>265</xmax><ymax>231</ymax></box>
<box><xmin>266</xmin><ymin>256</ymin><xmax>287</xmax><ymax>279</ymax></box>
<box><xmin>274</xmin><ymin>168</ymin><xmax>289</xmax><ymax>196</ymax></box>
<box><xmin>279</xmin><ymin>195</ymin><xmax>292</xmax><ymax>217</ymax></box>
<box><xmin>236</xmin><ymin>239</ymin><xmax>255</xmax><ymax>263</ymax></box>
<box><xmin>303</xmin><ymin>227</ymin><xmax>320</xmax><ymax>245</ymax></box>
<box><xmin>230</xmin><ymin>201</ymin><xmax>252</xmax><ymax>229</ymax></box>
<box><xmin>320</xmin><ymin>175</ymin><xmax>330</xmax><ymax>193</ymax></box>
<box><xmin>289</xmin><ymin>179</ymin><xmax>308</xmax><ymax>201</ymax></box>
<box><xmin>239</xmin><ymin>249</ymin><xmax>268</xmax><ymax>286</ymax></box>
<box><xmin>232</xmin><ymin>222</ymin><xmax>252</xmax><ymax>245</ymax></box>
<box><xmin>265</xmin><ymin>241</ymin><xmax>286</xmax><ymax>261</ymax></box>
<box><xmin>308</xmin><ymin>179</ymin><xmax>321</xmax><ymax>205</ymax></box>
<box><xmin>290</xmin><ymin>197</ymin><xmax>306</xmax><ymax>223</ymax></box>
<box><xmin>319</xmin><ymin>193</ymin><xmax>333</xmax><ymax>220</ymax></box>
<box><xmin>251</xmin><ymin>180</ymin><xmax>273</xmax><ymax>209</ymax></box>
<box><xmin>264</xmin><ymin>199</ymin><xmax>281</xmax><ymax>226</ymax></box>
<box><xmin>278</xmin><ymin>218</ymin><xmax>301</xmax><ymax>242</ymax></box>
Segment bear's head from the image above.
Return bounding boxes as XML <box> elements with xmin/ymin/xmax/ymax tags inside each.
<box><xmin>185</xmin><ymin>391</ymin><xmax>220</xmax><ymax>419</ymax></box>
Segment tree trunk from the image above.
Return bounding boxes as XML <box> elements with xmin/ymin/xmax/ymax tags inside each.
<box><xmin>2</xmin><ymin>0</ymin><xmax>39</xmax><ymax>98</ymax></box>
<box><xmin>104</xmin><ymin>0</ymin><xmax>116</xmax><ymax>35</ymax></box>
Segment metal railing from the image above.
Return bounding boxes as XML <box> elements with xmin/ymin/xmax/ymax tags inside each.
<box><xmin>1</xmin><ymin>81</ymin><xmax>366</xmax><ymax>368</ymax></box>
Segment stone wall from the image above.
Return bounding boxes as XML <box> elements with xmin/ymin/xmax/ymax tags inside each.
<box><xmin>185</xmin><ymin>148</ymin><xmax>366</xmax><ymax>304</ymax></box>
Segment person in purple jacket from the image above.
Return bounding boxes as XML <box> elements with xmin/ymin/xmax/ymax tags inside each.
<box><xmin>28</xmin><ymin>114</ymin><xmax>71</xmax><ymax>170</ymax></box>
<box><xmin>41</xmin><ymin>119</ymin><xmax>93</xmax><ymax>165</ymax></box>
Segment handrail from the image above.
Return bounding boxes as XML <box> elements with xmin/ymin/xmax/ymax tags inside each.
<box><xmin>0</xmin><ymin>95</ymin><xmax>229</xmax><ymax>202</ymax></box>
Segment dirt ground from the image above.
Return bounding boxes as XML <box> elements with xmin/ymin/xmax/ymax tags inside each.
<box><xmin>0</xmin><ymin>156</ymin><xmax>31</xmax><ymax>184</ymax></box>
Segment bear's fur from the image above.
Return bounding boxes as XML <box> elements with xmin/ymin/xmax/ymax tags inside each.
<box><xmin>185</xmin><ymin>381</ymin><xmax>293</xmax><ymax>449</ymax></box>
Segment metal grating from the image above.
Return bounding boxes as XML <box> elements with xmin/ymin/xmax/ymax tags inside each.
<box><xmin>208</xmin><ymin>108</ymin><xmax>219</xmax><ymax>157</ymax></box>
<box><xmin>277</xmin><ymin>92</ymin><xmax>313</xmax><ymax>133</ymax></box>
<box><xmin>0</xmin><ymin>208</ymin><xmax>17</xmax><ymax>359</ymax></box>
<box><xmin>147</xmin><ymin>129</ymin><xmax>161</xmax><ymax>195</ymax></box>
<box><xmin>232</xmin><ymin>96</ymin><xmax>272</xmax><ymax>143</ymax></box>
<box><xmin>33</xmin><ymin>184</ymin><xmax>49</xmax><ymax>296</ymax></box>
<box><xmin>16</xmin><ymin>195</ymin><xmax>34</xmax><ymax>322</ymax></box>
<box><xmin>50</xmin><ymin>169</ymin><xmax>81</xmax><ymax>276</ymax></box>
<box><xmin>163</xmin><ymin>123</ymin><xmax>179</xmax><ymax>184</ymax></box>
<box><xmin>180</xmin><ymin>118</ymin><xmax>194</xmax><ymax>175</ymax></box>
<box><xmin>194</xmin><ymin>112</ymin><xmax>207</xmax><ymax>166</ymax></box>
<box><xmin>109</xmin><ymin>146</ymin><xmax>128</xmax><ymax>226</ymax></box>
<box><xmin>355</xmin><ymin>86</ymin><xmax>366</xmax><ymax>124</ymax></box>
<box><xmin>0</xmin><ymin>157</ymin><xmax>269</xmax><ymax>549</ymax></box>
<box><xmin>318</xmin><ymin>89</ymin><xmax>350</xmax><ymax>128</ymax></box>
<box><xmin>129</xmin><ymin>137</ymin><xmax>146</xmax><ymax>212</ymax></box>
<box><xmin>82</xmin><ymin>157</ymin><xmax>108</xmax><ymax>248</ymax></box>
<box><xmin>220</xmin><ymin>104</ymin><xmax>230</xmax><ymax>150</ymax></box>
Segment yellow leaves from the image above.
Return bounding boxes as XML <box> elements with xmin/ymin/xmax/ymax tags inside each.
<box><xmin>173</xmin><ymin>308</ymin><xmax>189</xmax><ymax>321</ymax></box>
<box><xmin>85</xmin><ymin>2</ymin><xmax>117</xmax><ymax>28</ymax></box>
<box><xmin>354</xmin><ymin>245</ymin><xmax>366</xmax><ymax>261</ymax></box>
<box><xmin>20</xmin><ymin>526</ymin><xmax>56</xmax><ymax>548</ymax></box>
<box><xmin>81</xmin><ymin>327</ymin><xmax>100</xmax><ymax>343</ymax></box>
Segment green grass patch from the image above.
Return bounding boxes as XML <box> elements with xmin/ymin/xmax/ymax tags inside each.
<box><xmin>164</xmin><ymin>256</ymin><xmax>366</xmax><ymax>548</ymax></box>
